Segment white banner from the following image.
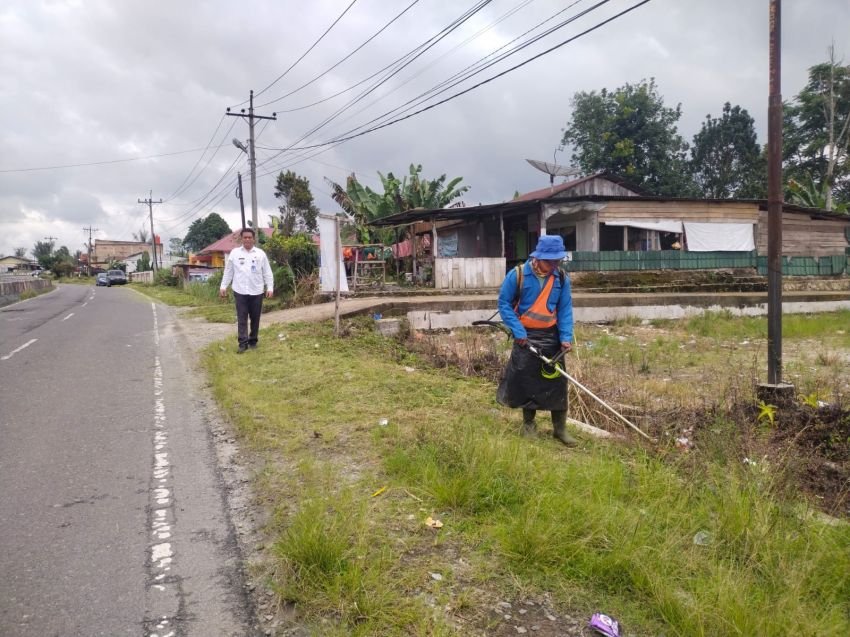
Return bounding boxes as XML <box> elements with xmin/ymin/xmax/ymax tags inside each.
<box><xmin>683</xmin><ymin>222</ymin><xmax>755</xmax><ymax>251</ymax></box>
<box><xmin>604</xmin><ymin>219</ymin><xmax>683</xmax><ymax>234</ymax></box>
<box><xmin>318</xmin><ymin>216</ymin><xmax>349</xmax><ymax>293</ymax></box>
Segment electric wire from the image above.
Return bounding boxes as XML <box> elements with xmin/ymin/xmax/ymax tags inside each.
<box><xmin>164</xmin><ymin>117</ymin><xmax>237</xmax><ymax>203</ymax></box>
<box><xmin>252</xmin><ymin>0</ymin><xmax>359</xmax><ymax>101</ymax></box>
<box><xmin>275</xmin><ymin>0</ymin><xmax>534</xmax><ymax>115</ymax></box>
<box><xmin>255</xmin><ymin>0</ymin><xmax>423</xmax><ymax>108</ymax></box>
<box><xmin>268</xmin><ymin>0</ymin><xmax>652</xmax><ymax>157</ymax></box>
<box><xmin>255</xmin><ymin>0</ymin><xmax>495</xmax><ymax>173</ymax></box>
<box><xmin>0</xmin><ymin>145</ymin><xmax>228</xmax><ymax>173</ymax></box>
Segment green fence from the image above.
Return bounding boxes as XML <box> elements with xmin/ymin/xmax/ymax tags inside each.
<box><xmin>564</xmin><ymin>250</ymin><xmax>850</xmax><ymax>275</ymax></box>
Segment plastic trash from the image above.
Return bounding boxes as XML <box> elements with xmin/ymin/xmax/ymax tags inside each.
<box><xmin>378</xmin><ymin>418</ymin><xmax>389</xmax><ymax>427</ymax></box>
<box><xmin>693</xmin><ymin>530</ymin><xmax>713</xmax><ymax>546</ymax></box>
<box><xmin>589</xmin><ymin>613</ymin><xmax>620</xmax><ymax>637</ymax></box>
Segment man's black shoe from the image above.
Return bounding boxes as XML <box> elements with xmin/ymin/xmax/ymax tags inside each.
<box><xmin>237</xmin><ymin>345</ymin><xmax>248</xmax><ymax>354</ymax></box>
<box><xmin>248</xmin><ymin>343</ymin><xmax>258</xmax><ymax>349</ymax></box>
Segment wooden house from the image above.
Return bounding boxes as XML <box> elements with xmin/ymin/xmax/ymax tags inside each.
<box><xmin>370</xmin><ymin>173</ymin><xmax>850</xmax><ymax>290</ymax></box>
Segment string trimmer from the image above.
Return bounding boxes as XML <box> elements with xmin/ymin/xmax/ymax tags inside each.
<box><xmin>472</xmin><ymin>319</ymin><xmax>653</xmax><ymax>442</ymax></box>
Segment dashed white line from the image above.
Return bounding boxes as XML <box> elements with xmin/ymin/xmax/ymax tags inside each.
<box><xmin>81</xmin><ymin>302</ymin><xmax>88</xmax><ymax>307</ymax></box>
<box><xmin>1</xmin><ymin>338</ymin><xmax>37</xmax><ymax>361</ymax></box>
<box><xmin>62</xmin><ymin>312</ymin><xmax>74</xmax><ymax>321</ymax></box>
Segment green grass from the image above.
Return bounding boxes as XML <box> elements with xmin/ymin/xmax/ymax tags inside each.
<box><xmin>685</xmin><ymin>309</ymin><xmax>850</xmax><ymax>345</ymax></box>
<box><xmin>203</xmin><ymin>318</ymin><xmax>850</xmax><ymax>636</ymax></box>
<box><xmin>18</xmin><ymin>284</ymin><xmax>54</xmax><ymax>300</ymax></box>
<box><xmin>131</xmin><ymin>283</ymin><xmax>287</xmax><ymax>322</ymax></box>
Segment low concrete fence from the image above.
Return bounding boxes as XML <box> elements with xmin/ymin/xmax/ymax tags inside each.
<box><xmin>0</xmin><ymin>277</ymin><xmax>53</xmax><ymax>306</ymax></box>
<box><xmin>130</xmin><ymin>271</ymin><xmax>154</xmax><ymax>284</ymax></box>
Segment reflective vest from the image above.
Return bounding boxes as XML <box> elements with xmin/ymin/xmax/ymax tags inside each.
<box><xmin>516</xmin><ymin>272</ymin><xmax>557</xmax><ymax>329</ymax></box>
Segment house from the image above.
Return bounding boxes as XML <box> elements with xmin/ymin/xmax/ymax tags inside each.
<box><xmin>0</xmin><ymin>255</ymin><xmax>38</xmax><ymax>273</ymax></box>
<box><xmin>370</xmin><ymin>173</ymin><xmax>850</xmax><ymax>289</ymax></box>
<box><xmin>92</xmin><ymin>239</ymin><xmax>163</xmax><ymax>270</ymax></box>
<box><xmin>189</xmin><ymin>228</ymin><xmax>274</xmax><ymax>268</ymax></box>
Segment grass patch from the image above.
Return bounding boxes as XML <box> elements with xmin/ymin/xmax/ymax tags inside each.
<box><xmin>203</xmin><ymin>317</ymin><xmax>850</xmax><ymax>635</ymax></box>
<box><xmin>132</xmin><ymin>283</ymin><xmax>287</xmax><ymax>322</ymax></box>
<box><xmin>18</xmin><ymin>284</ymin><xmax>53</xmax><ymax>300</ymax></box>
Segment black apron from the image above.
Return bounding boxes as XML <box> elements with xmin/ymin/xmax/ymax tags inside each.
<box><xmin>497</xmin><ymin>326</ymin><xmax>568</xmax><ymax>411</ymax></box>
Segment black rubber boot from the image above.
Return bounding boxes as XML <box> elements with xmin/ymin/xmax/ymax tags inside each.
<box><xmin>521</xmin><ymin>408</ymin><xmax>537</xmax><ymax>437</ymax></box>
<box><xmin>551</xmin><ymin>410</ymin><xmax>578</xmax><ymax>446</ymax></box>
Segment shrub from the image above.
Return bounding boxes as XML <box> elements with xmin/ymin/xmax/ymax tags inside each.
<box><xmin>266</xmin><ymin>232</ymin><xmax>319</xmax><ymax>277</ymax></box>
<box><xmin>154</xmin><ymin>269</ymin><xmax>179</xmax><ymax>286</ymax></box>
<box><xmin>272</xmin><ymin>263</ymin><xmax>295</xmax><ymax>298</ymax></box>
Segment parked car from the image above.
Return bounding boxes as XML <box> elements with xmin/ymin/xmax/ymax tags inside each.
<box><xmin>106</xmin><ymin>269</ymin><xmax>128</xmax><ymax>285</ymax></box>
<box><xmin>96</xmin><ymin>273</ymin><xmax>110</xmax><ymax>286</ymax></box>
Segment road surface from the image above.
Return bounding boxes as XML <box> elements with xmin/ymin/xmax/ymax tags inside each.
<box><xmin>0</xmin><ymin>284</ymin><xmax>255</xmax><ymax>636</ymax></box>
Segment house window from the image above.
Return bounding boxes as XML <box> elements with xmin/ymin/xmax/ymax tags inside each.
<box><xmin>549</xmin><ymin>226</ymin><xmax>577</xmax><ymax>251</ymax></box>
<box><xmin>627</xmin><ymin>227</ymin><xmax>655</xmax><ymax>251</ymax></box>
<box><xmin>599</xmin><ymin>224</ymin><xmax>624</xmax><ymax>251</ymax></box>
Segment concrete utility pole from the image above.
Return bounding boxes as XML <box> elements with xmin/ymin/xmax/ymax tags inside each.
<box><xmin>82</xmin><ymin>226</ymin><xmax>98</xmax><ymax>275</ymax></box>
<box><xmin>226</xmin><ymin>91</ymin><xmax>276</xmax><ymax>230</ymax></box>
<box><xmin>138</xmin><ymin>191</ymin><xmax>162</xmax><ymax>270</ymax></box>
<box><xmin>236</xmin><ymin>172</ymin><xmax>247</xmax><ymax>230</ymax></box>
<box><xmin>766</xmin><ymin>0</ymin><xmax>783</xmax><ymax>385</ymax></box>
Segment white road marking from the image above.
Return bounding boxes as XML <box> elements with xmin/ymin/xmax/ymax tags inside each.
<box><xmin>1</xmin><ymin>338</ymin><xmax>37</xmax><ymax>361</ymax></box>
<box><xmin>62</xmin><ymin>313</ymin><xmax>74</xmax><ymax>321</ymax></box>
<box><xmin>81</xmin><ymin>302</ymin><xmax>88</xmax><ymax>307</ymax></box>
<box><xmin>146</xmin><ymin>302</ymin><xmax>178</xmax><ymax>636</ymax></box>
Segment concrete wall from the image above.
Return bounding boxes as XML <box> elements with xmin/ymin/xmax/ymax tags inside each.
<box><xmin>0</xmin><ymin>277</ymin><xmax>53</xmax><ymax>307</ymax></box>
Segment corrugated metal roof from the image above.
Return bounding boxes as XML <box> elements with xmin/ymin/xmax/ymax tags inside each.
<box><xmin>197</xmin><ymin>228</ymin><xmax>274</xmax><ymax>254</ymax></box>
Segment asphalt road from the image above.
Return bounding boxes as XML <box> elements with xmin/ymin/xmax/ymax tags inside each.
<box><xmin>0</xmin><ymin>284</ymin><xmax>255</xmax><ymax>636</ymax></box>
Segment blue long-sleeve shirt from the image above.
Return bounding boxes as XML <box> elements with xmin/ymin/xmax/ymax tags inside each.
<box><xmin>497</xmin><ymin>260</ymin><xmax>574</xmax><ymax>344</ymax></box>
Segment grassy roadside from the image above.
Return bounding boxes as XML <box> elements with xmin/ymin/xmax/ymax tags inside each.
<box><xmin>203</xmin><ymin>316</ymin><xmax>850</xmax><ymax>636</ymax></box>
<box><xmin>130</xmin><ymin>282</ymin><xmax>286</xmax><ymax>322</ymax></box>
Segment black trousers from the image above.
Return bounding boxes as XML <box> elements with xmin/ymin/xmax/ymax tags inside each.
<box><xmin>234</xmin><ymin>292</ymin><xmax>264</xmax><ymax>347</ymax></box>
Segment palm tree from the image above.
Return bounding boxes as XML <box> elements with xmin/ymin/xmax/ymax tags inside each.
<box><xmin>133</xmin><ymin>227</ymin><xmax>150</xmax><ymax>243</ymax></box>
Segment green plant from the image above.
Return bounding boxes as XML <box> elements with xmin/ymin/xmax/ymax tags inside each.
<box><xmin>265</xmin><ymin>232</ymin><xmax>318</xmax><ymax>277</ymax></box>
<box><xmin>154</xmin><ymin>268</ymin><xmax>179</xmax><ymax>286</ymax></box>
<box><xmin>757</xmin><ymin>400</ymin><xmax>778</xmax><ymax>427</ymax></box>
<box><xmin>800</xmin><ymin>392</ymin><xmax>820</xmax><ymax>408</ymax></box>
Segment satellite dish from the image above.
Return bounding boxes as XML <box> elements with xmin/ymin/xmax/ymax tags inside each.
<box><xmin>525</xmin><ymin>159</ymin><xmax>582</xmax><ymax>191</ymax></box>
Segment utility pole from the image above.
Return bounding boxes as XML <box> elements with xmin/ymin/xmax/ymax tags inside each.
<box><xmin>82</xmin><ymin>226</ymin><xmax>98</xmax><ymax>275</ymax></box>
<box><xmin>138</xmin><ymin>190</ymin><xmax>163</xmax><ymax>270</ymax></box>
<box><xmin>226</xmin><ymin>91</ymin><xmax>276</xmax><ymax>230</ymax></box>
<box><xmin>236</xmin><ymin>172</ymin><xmax>247</xmax><ymax>230</ymax></box>
<box><xmin>761</xmin><ymin>0</ymin><xmax>793</xmax><ymax>400</ymax></box>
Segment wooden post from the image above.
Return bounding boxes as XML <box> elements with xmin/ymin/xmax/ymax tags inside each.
<box><xmin>334</xmin><ymin>215</ymin><xmax>341</xmax><ymax>337</ymax></box>
<box><xmin>411</xmin><ymin>226</ymin><xmax>417</xmax><ymax>284</ymax></box>
<box><xmin>500</xmin><ymin>212</ymin><xmax>505</xmax><ymax>258</ymax></box>
<box><xmin>431</xmin><ymin>217</ymin><xmax>438</xmax><ymax>289</ymax></box>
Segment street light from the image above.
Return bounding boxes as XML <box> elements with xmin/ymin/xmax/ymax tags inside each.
<box><xmin>232</xmin><ymin>138</ymin><xmax>248</xmax><ymax>154</ymax></box>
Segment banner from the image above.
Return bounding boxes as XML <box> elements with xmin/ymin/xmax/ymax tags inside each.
<box><xmin>683</xmin><ymin>222</ymin><xmax>755</xmax><ymax>251</ymax></box>
<box><xmin>318</xmin><ymin>216</ymin><xmax>349</xmax><ymax>293</ymax></box>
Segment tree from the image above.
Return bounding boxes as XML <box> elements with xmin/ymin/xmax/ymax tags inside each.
<box><xmin>51</xmin><ymin>246</ymin><xmax>76</xmax><ymax>277</ymax></box>
<box><xmin>274</xmin><ymin>170</ymin><xmax>319</xmax><ymax>235</ymax></box>
<box><xmin>182</xmin><ymin>213</ymin><xmax>232</xmax><ymax>252</ymax></box>
<box><xmin>137</xmin><ymin>251</ymin><xmax>152</xmax><ymax>272</ymax></box>
<box><xmin>167</xmin><ymin>237</ymin><xmax>186</xmax><ymax>257</ymax></box>
<box><xmin>133</xmin><ymin>227</ymin><xmax>149</xmax><ymax>243</ymax></box>
<box><xmin>560</xmin><ymin>78</ymin><xmax>694</xmax><ymax>196</ymax></box>
<box><xmin>32</xmin><ymin>240</ymin><xmax>55</xmax><ymax>268</ymax></box>
<box><xmin>326</xmin><ymin>164</ymin><xmax>469</xmax><ymax>243</ymax></box>
<box><xmin>13</xmin><ymin>247</ymin><xmax>26</xmax><ymax>258</ymax></box>
<box><xmin>785</xmin><ymin>47</ymin><xmax>850</xmax><ymax>211</ymax></box>
<box><xmin>689</xmin><ymin>103</ymin><xmax>766</xmax><ymax>198</ymax></box>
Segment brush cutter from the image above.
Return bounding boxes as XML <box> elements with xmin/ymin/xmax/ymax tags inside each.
<box><xmin>472</xmin><ymin>319</ymin><xmax>653</xmax><ymax>442</ymax></box>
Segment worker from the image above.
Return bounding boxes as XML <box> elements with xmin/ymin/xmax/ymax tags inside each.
<box><xmin>496</xmin><ymin>234</ymin><xmax>577</xmax><ymax>445</ymax></box>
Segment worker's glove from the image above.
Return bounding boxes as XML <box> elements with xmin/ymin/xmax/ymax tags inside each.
<box><xmin>515</xmin><ymin>338</ymin><xmax>528</xmax><ymax>348</ymax></box>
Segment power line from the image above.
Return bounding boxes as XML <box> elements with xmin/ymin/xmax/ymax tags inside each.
<box><xmin>163</xmin><ymin>115</ymin><xmax>235</xmax><ymax>202</ymax></box>
<box><xmin>270</xmin><ymin>0</ymin><xmax>652</xmax><ymax>156</ymax></box>
<box><xmin>255</xmin><ymin>0</ymin><xmax>424</xmax><ymax>108</ymax></box>
<box><xmin>0</xmin><ymin>145</ymin><xmax>227</xmax><ymax>174</ymax></box>
<box><xmin>251</xmin><ymin>0</ymin><xmax>360</xmax><ymax>101</ymax></box>
<box><xmin>255</xmin><ymin>0</ymin><xmax>496</xmax><ymax>174</ymax></box>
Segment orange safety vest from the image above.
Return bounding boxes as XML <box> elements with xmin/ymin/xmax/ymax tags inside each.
<box><xmin>516</xmin><ymin>272</ymin><xmax>557</xmax><ymax>329</ymax></box>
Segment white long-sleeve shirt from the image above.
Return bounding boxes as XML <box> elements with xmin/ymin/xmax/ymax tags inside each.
<box><xmin>220</xmin><ymin>245</ymin><xmax>274</xmax><ymax>295</ymax></box>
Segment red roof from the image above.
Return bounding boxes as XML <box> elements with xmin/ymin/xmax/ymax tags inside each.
<box><xmin>198</xmin><ymin>228</ymin><xmax>274</xmax><ymax>254</ymax></box>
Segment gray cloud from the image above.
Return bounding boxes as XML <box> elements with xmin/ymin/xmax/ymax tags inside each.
<box><xmin>1</xmin><ymin>0</ymin><xmax>847</xmax><ymax>257</ymax></box>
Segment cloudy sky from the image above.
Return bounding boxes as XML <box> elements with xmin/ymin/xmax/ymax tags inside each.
<box><xmin>1</xmin><ymin>0</ymin><xmax>847</xmax><ymax>258</ymax></box>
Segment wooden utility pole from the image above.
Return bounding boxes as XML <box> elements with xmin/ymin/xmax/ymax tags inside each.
<box><xmin>766</xmin><ymin>0</ymin><xmax>783</xmax><ymax>385</ymax></box>
<box><xmin>334</xmin><ymin>215</ymin><xmax>341</xmax><ymax>337</ymax></box>
<box><xmin>226</xmin><ymin>91</ymin><xmax>276</xmax><ymax>230</ymax></box>
<box><xmin>138</xmin><ymin>191</ymin><xmax>162</xmax><ymax>270</ymax></box>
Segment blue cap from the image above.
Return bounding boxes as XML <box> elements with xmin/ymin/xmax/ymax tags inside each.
<box><xmin>529</xmin><ymin>234</ymin><xmax>567</xmax><ymax>260</ymax></box>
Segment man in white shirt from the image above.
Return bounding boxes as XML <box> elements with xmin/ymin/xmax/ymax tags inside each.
<box><xmin>219</xmin><ymin>228</ymin><xmax>274</xmax><ymax>353</ymax></box>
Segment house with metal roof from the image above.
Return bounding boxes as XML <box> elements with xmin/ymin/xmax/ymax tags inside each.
<box><xmin>370</xmin><ymin>173</ymin><xmax>850</xmax><ymax>290</ymax></box>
